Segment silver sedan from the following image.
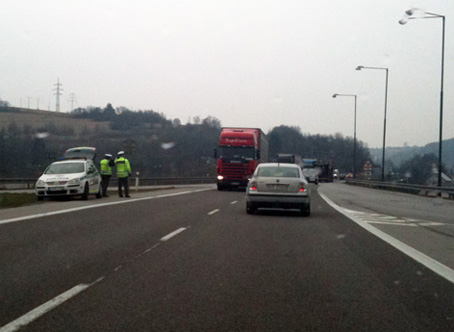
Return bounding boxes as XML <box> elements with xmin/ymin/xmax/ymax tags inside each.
<box><xmin>246</xmin><ymin>163</ymin><xmax>311</xmax><ymax>216</ymax></box>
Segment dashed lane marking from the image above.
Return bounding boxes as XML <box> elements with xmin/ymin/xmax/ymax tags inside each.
<box><xmin>160</xmin><ymin>227</ymin><xmax>187</xmax><ymax>242</ymax></box>
<box><xmin>208</xmin><ymin>209</ymin><xmax>220</xmax><ymax>215</ymax></box>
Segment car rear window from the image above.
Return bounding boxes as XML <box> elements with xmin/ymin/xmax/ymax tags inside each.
<box><xmin>258</xmin><ymin>166</ymin><xmax>299</xmax><ymax>178</ymax></box>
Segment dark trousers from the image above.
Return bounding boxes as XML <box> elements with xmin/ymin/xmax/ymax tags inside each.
<box><xmin>101</xmin><ymin>175</ymin><xmax>111</xmax><ymax>196</ymax></box>
<box><xmin>118</xmin><ymin>177</ymin><xmax>130</xmax><ymax>197</ymax></box>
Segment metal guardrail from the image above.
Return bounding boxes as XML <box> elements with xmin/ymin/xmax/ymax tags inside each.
<box><xmin>0</xmin><ymin>177</ymin><xmax>216</xmax><ymax>190</ymax></box>
<box><xmin>346</xmin><ymin>178</ymin><xmax>454</xmax><ymax>199</ymax></box>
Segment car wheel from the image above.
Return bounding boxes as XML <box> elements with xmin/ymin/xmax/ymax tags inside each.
<box><xmin>217</xmin><ymin>184</ymin><xmax>224</xmax><ymax>191</ymax></box>
<box><xmin>246</xmin><ymin>202</ymin><xmax>256</xmax><ymax>214</ymax></box>
<box><xmin>300</xmin><ymin>204</ymin><xmax>310</xmax><ymax>217</ymax></box>
<box><xmin>82</xmin><ymin>183</ymin><xmax>89</xmax><ymax>200</ymax></box>
<box><xmin>37</xmin><ymin>196</ymin><xmax>44</xmax><ymax>201</ymax></box>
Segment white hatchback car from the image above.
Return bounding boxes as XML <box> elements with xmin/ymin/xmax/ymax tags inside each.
<box><xmin>35</xmin><ymin>159</ymin><xmax>102</xmax><ymax>200</ymax></box>
<box><xmin>246</xmin><ymin>163</ymin><xmax>311</xmax><ymax>216</ymax></box>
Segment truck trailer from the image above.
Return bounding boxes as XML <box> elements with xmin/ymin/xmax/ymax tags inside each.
<box><xmin>302</xmin><ymin>159</ymin><xmax>334</xmax><ymax>183</ymax></box>
<box><xmin>215</xmin><ymin>128</ymin><xmax>268</xmax><ymax>190</ymax></box>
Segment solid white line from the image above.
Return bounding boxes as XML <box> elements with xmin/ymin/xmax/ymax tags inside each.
<box><xmin>368</xmin><ymin>221</ymin><xmax>417</xmax><ymax>226</ymax></box>
<box><xmin>0</xmin><ymin>277</ymin><xmax>104</xmax><ymax>332</ymax></box>
<box><xmin>319</xmin><ymin>193</ymin><xmax>454</xmax><ymax>284</ymax></box>
<box><xmin>160</xmin><ymin>227</ymin><xmax>187</xmax><ymax>242</ymax></box>
<box><xmin>0</xmin><ymin>190</ymin><xmax>201</xmax><ymax>225</ymax></box>
<box><xmin>207</xmin><ymin>209</ymin><xmax>220</xmax><ymax>215</ymax></box>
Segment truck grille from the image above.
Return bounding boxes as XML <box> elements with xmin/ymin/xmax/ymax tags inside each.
<box><xmin>222</xmin><ymin>162</ymin><xmax>249</xmax><ymax>180</ymax></box>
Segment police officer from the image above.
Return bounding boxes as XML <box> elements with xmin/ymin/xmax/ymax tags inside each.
<box><xmin>100</xmin><ymin>153</ymin><xmax>115</xmax><ymax>197</ymax></box>
<box><xmin>115</xmin><ymin>151</ymin><xmax>131</xmax><ymax>198</ymax></box>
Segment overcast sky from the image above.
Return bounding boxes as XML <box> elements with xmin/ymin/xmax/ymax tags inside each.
<box><xmin>1</xmin><ymin>0</ymin><xmax>453</xmax><ymax>148</ymax></box>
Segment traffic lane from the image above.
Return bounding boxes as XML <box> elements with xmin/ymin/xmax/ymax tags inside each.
<box><xmin>319</xmin><ymin>182</ymin><xmax>454</xmax><ymax>225</ymax></box>
<box><xmin>0</xmin><ymin>184</ymin><xmax>214</xmax><ymax>223</ymax></box>
<box><xmin>0</xmin><ymin>187</ymin><xmax>230</xmax><ymax>327</ymax></box>
<box><xmin>319</xmin><ymin>182</ymin><xmax>454</xmax><ymax>269</ymax></box>
<box><xmin>22</xmin><ymin>190</ymin><xmax>454</xmax><ymax>332</ymax></box>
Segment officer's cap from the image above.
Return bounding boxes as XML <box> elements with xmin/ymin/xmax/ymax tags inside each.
<box><xmin>105</xmin><ymin>153</ymin><xmax>112</xmax><ymax>157</ymax></box>
<box><xmin>117</xmin><ymin>151</ymin><xmax>125</xmax><ymax>155</ymax></box>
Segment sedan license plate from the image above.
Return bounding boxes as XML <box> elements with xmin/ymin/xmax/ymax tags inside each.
<box><xmin>49</xmin><ymin>186</ymin><xmax>64</xmax><ymax>191</ymax></box>
<box><xmin>267</xmin><ymin>184</ymin><xmax>288</xmax><ymax>192</ymax></box>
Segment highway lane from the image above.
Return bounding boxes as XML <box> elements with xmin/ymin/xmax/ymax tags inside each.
<box><xmin>319</xmin><ymin>182</ymin><xmax>454</xmax><ymax>270</ymax></box>
<box><xmin>1</xmin><ymin>185</ymin><xmax>453</xmax><ymax>331</ymax></box>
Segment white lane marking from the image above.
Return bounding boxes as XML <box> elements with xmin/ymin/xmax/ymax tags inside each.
<box><xmin>342</xmin><ymin>208</ymin><xmax>446</xmax><ymax>227</ymax></box>
<box><xmin>0</xmin><ymin>189</ymin><xmax>208</xmax><ymax>225</ymax></box>
<box><xmin>0</xmin><ymin>277</ymin><xmax>104</xmax><ymax>332</ymax></box>
<box><xmin>193</xmin><ymin>188</ymin><xmax>214</xmax><ymax>193</ymax></box>
<box><xmin>156</xmin><ymin>191</ymin><xmax>192</xmax><ymax>198</ymax></box>
<box><xmin>208</xmin><ymin>209</ymin><xmax>220</xmax><ymax>215</ymax></box>
<box><xmin>319</xmin><ymin>193</ymin><xmax>454</xmax><ymax>284</ymax></box>
<box><xmin>230</xmin><ymin>200</ymin><xmax>238</xmax><ymax>205</ymax></box>
<box><xmin>160</xmin><ymin>227</ymin><xmax>187</xmax><ymax>242</ymax></box>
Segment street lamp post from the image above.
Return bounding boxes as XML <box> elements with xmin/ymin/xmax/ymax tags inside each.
<box><xmin>399</xmin><ymin>8</ymin><xmax>445</xmax><ymax>189</ymax></box>
<box><xmin>356</xmin><ymin>66</ymin><xmax>389</xmax><ymax>182</ymax></box>
<box><xmin>332</xmin><ymin>93</ymin><xmax>358</xmax><ymax>178</ymax></box>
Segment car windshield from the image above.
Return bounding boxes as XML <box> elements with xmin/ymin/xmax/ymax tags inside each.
<box><xmin>44</xmin><ymin>163</ymin><xmax>85</xmax><ymax>174</ymax></box>
<box><xmin>258</xmin><ymin>166</ymin><xmax>299</xmax><ymax>178</ymax></box>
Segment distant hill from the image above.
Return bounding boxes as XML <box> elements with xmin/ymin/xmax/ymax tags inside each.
<box><xmin>370</xmin><ymin>138</ymin><xmax>454</xmax><ymax>170</ymax></box>
<box><xmin>0</xmin><ymin>107</ymin><xmax>111</xmax><ymax>136</ymax></box>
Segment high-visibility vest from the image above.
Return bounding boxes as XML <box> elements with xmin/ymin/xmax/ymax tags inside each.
<box><xmin>115</xmin><ymin>157</ymin><xmax>131</xmax><ymax>178</ymax></box>
<box><xmin>100</xmin><ymin>158</ymin><xmax>113</xmax><ymax>175</ymax></box>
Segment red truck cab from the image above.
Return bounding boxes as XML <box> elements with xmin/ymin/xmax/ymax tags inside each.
<box><xmin>216</xmin><ymin>128</ymin><xmax>268</xmax><ymax>190</ymax></box>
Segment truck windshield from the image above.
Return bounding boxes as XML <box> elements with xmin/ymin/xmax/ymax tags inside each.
<box><xmin>219</xmin><ymin>147</ymin><xmax>255</xmax><ymax>160</ymax></box>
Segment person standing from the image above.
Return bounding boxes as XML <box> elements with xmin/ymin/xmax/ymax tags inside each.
<box><xmin>115</xmin><ymin>151</ymin><xmax>131</xmax><ymax>198</ymax></box>
<box><xmin>100</xmin><ymin>153</ymin><xmax>115</xmax><ymax>197</ymax></box>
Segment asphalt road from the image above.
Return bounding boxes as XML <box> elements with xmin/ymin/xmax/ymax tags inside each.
<box><xmin>0</xmin><ymin>184</ymin><xmax>453</xmax><ymax>331</ymax></box>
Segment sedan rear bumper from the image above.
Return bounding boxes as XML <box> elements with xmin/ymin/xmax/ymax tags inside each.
<box><xmin>246</xmin><ymin>193</ymin><xmax>310</xmax><ymax>209</ymax></box>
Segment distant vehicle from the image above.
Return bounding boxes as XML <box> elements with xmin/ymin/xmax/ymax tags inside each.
<box><xmin>276</xmin><ymin>153</ymin><xmax>303</xmax><ymax>167</ymax></box>
<box><xmin>302</xmin><ymin>159</ymin><xmax>334</xmax><ymax>182</ymax></box>
<box><xmin>246</xmin><ymin>163</ymin><xmax>311</xmax><ymax>216</ymax></box>
<box><xmin>346</xmin><ymin>173</ymin><xmax>353</xmax><ymax>179</ymax></box>
<box><xmin>303</xmin><ymin>168</ymin><xmax>319</xmax><ymax>184</ymax></box>
<box><xmin>215</xmin><ymin>128</ymin><xmax>268</xmax><ymax>190</ymax></box>
<box><xmin>35</xmin><ymin>159</ymin><xmax>102</xmax><ymax>200</ymax></box>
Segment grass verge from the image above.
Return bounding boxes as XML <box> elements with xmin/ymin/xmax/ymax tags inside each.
<box><xmin>0</xmin><ymin>193</ymin><xmax>38</xmax><ymax>209</ymax></box>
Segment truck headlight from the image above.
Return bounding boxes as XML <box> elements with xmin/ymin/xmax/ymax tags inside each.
<box><xmin>217</xmin><ymin>175</ymin><xmax>224</xmax><ymax>180</ymax></box>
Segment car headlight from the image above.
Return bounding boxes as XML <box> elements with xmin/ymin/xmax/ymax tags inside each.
<box><xmin>217</xmin><ymin>175</ymin><xmax>224</xmax><ymax>180</ymax></box>
<box><xmin>36</xmin><ymin>180</ymin><xmax>46</xmax><ymax>186</ymax></box>
<box><xmin>67</xmin><ymin>178</ymin><xmax>81</xmax><ymax>185</ymax></box>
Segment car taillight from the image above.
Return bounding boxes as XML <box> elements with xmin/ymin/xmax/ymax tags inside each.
<box><xmin>299</xmin><ymin>183</ymin><xmax>306</xmax><ymax>192</ymax></box>
<box><xmin>249</xmin><ymin>181</ymin><xmax>257</xmax><ymax>191</ymax></box>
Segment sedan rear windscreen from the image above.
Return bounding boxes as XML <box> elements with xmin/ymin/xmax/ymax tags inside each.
<box><xmin>258</xmin><ymin>167</ymin><xmax>300</xmax><ymax>178</ymax></box>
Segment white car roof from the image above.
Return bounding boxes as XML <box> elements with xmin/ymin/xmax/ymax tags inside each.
<box><xmin>258</xmin><ymin>163</ymin><xmax>300</xmax><ymax>168</ymax></box>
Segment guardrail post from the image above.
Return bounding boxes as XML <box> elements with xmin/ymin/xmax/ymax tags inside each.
<box><xmin>135</xmin><ymin>172</ymin><xmax>140</xmax><ymax>191</ymax></box>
